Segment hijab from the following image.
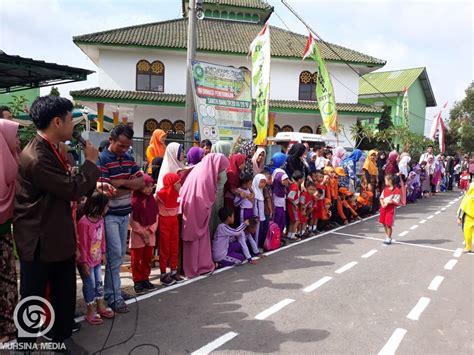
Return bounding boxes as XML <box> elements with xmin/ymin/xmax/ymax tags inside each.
<box><xmin>459</xmin><ymin>182</ymin><xmax>474</xmax><ymax>217</ymax></box>
<box><xmin>131</xmin><ymin>174</ymin><xmax>158</xmax><ymax>227</ymax></box>
<box><xmin>252</xmin><ymin>174</ymin><xmax>266</xmax><ymax>201</ymax></box>
<box><xmin>332</xmin><ymin>147</ymin><xmax>346</xmax><ymax>168</ymax></box>
<box><xmin>156</xmin><ymin>172</ymin><xmax>181</xmax><ymax>208</ymax></box>
<box><xmin>363</xmin><ymin>150</ymin><xmax>379</xmax><ymax>176</ymax></box>
<box><xmin>377</xmin><ymin>151</ymin><xmax>387</xmax><ymax>170</ymax></box>
<box><xmin>342</xmin><ymin>149</ymin><xmax>362</xmax><ymax>167</ymax></box>
<box><xmin>146</xmin><ymin>129</ymin><xmax>166</xmax><ymax>162</ymax></box>
<box><xmin>156</xmin><ymin>142</ymin><xmax>185</xmax><ymax>191</ymax></box>
<box><xmin>272</xmin><ymin>171</ymin><xmax>288</xmax><ymax>198</ymax></box>
<box><xmin>151</xmin><ymin>156</ymin><xmax>163</xmax><ymax>182</ymax></box>
<box><xmin>251</xmin><ymin>147</ymin><xmax>266</xmax><ymax>175</ymax></box>
<box><xmin>268</xmin><ymin>152</ymin><xmax>287</xmax><ymax>175</ymax></box>
<box><xmin>187</xmin><ymin>147</ymin><xmax>204</xmax><ymax>166</ymax></box>
<box><xmin>385</xmin><ymin>151</ymin><xmax>399</xmax><ymax>175</ymax></box>
<box><xmin>0</xmin><ymin>119</ymin><xmax>19</xmax><ymax>224</ymax></box>
<box><xmin>399</xmin><ymin>155</ymin><xmax>411</xmax><ymax>177</ymax></box>
<box><xmin>225</xmin><ymin>153</ymin><xmax>246</xmax><ymax>191</ymax></box>
<box><xmin>211</xmin><ymin>141</ymin><xmax>232</xmax><ymax>157</ymax></box>
<box><xmin>286</xmin><ymin>143</ymin><xmax>306</xmax><ymax>177</ymax></box>
<box><xmin>180</xmin><ymin>153</ymin><xmax>230</xmax><ymax>242</ymax></box>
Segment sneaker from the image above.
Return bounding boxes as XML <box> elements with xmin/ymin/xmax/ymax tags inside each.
<box><xmin>72</xmin><ymin>320</ymin><xmax>81</xmax><ymax>333</ymax></box>
<box><xmin>171</xmin><ymin>273</ymin><xmax>185</xmax><ymax>283</ymax></box>
<box><xmin>134</xmin><ymin>282</ymin><xmax>145</xmax><ymax>295</ymax></box>
<box><xmin>142</xmin><ymin>280</ymin><xmax>156</xmax><ymax>290</ymax></box>
<box><xmin>110</xmin><ymin>300</ymin><xmax>129</xmax><ymax>313</ymax></box>
<box><xmin>383</xmin><ymin>237</ymin><xmax>392</xmax><ymax>245</ymax></box>
<box><xmin>160</xmin><ymin>273</ymin><xmax>177</xmax><ymax>286</ymax></box>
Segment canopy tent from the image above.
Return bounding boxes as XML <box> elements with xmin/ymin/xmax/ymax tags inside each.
<box><xmin>0</xmin><ymin>50</ymin><xmax>94</xmax><ymax>93</ymax></box>
<box><xmin>14</xmin><ymin>108</ymin><xmax>114</xmax><ymax>130</ymax></box>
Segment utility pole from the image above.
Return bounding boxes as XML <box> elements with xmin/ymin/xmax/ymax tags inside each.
<box><xmin>185</xmin><ymin>0</ymin><xmax>198</xmax><ymax>144</ymax></box>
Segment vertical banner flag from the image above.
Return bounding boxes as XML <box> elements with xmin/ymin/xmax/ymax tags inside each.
<box><xmin>303</xmin><ymin>32</ymin><xmax>338</xmax><ymax>132</ymax></box>
<box><xmin>402</xmin><ymin>86</ymin><xmax>409</xmax><ymax>127</ymax></box>
<box><xmin>430</xmin><ymin>101</ymin><xmax>448</xmax><ymax>153</ymax></box>
<box><xmin>250</xmin><ymin>22</ymin><xmax>271</xmax><ymax>145</ymax></box>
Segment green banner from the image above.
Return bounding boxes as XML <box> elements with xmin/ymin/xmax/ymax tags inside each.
<box><xmin>402</xmin><ymin>86</ymin><xmax>409</xmax><ymax>128</ymax></box>
<box><xmin>250</xmin><ymin>22</ymin><xmax>271</xmax><ymax>145</ymax></box>
<box><xmin>191</xmin><ymin>60</ymin><xmax>252</xmax><ymax>143</ymax></box>
<box><xmin>302</xmin><ymin>33</ymin><xmax>338</xmax><ymax>132</ymax></box>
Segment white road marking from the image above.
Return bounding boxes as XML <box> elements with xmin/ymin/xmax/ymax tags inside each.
<box><xmin>444</xmin><ymin>259</ymin><xmax>458</xmax><ymax>270</ymax></box>
<box><xmin>407</xmin><ymin>297</ymin><xmax>431</xmax><ymax>320</ymax></box>
<box><xmin>453</xmin><ymin>248</ymin><xmax>463</xmax><ymax>258</ymax></box>
<box><xmin>362</xmin><ymin>249</ymin><xmax>378</xmax><ymax>258</ymax></box>
<box><xmin>441</xmin><ymin>207</ymin><xmax>446</xmax><ymax>211</ymax></box>
<box><xmin>303</xmin><ymin>276</ymin><xmax>332</xmax><ymax>293</ymax></box>
<box><xmin>419</xmin><ymin>219</ymin><xmax>427</xmax><ymax>224</ymax></box>
<box><xmin>378</xmin><ymin>328</ymin><xmax>408</xmax><ymax>355</ymax></box>
<box><xmin>335</xmin><ymin>261</ymin><xmax>358</xmax><ymax>274</ymax></box>
<box><xmin>191</xmin><ymin>332</ymin><xmax>238</xmax><ymax>354</ymax></box>
<box><xmin>427</xmin><ymin>215</ymin><xmax>434</xmax><ymax>219</ymax></box>
<box><xmin>410</xmin><ymin>225</ymin><xmax>419</xmax><ymax>230</ymax></box>
<box><xmin>398</xmin><ymin>231</ymin><xmax>409</xmax><ymax>237</ymax></box>
<box><xmin>428</xmin><ymin>276</ymin><xmax>444</xmax><ymax>291</ymax></box>
<box><xmin>331</xmin><ymin>231</ymin><xmax>472</xmax><ymax>254</ymax></box>
<box><xmin>255</xmin><ymin>299</ymin><xmax>295</xmax><ymax>320</ymax></box>
<box><xmin>435</xmin><ymin>211</ymin><xmax>441</xmax><ymax>214</ymax></box>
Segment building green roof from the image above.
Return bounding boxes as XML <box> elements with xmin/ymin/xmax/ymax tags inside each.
<box><xmin>359</xmin><ymin>67</ymin><xmax>436</xmax><ymax>106</ymax></box>
<box><xmin>73</xmin><ymin>18</ymin><xmax>385</xmax><ymax>66</ymax></box>
<box><xmin>184</xmin><ymin>0</ymin><xmax>272</xmax><ymax>11</ymax></box>
<box><xmin>70</xmin><ymin>87</ymin><xmax>382</xmax><ymax>115</ymax></box>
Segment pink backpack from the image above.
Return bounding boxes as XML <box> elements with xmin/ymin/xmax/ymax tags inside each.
<box><xmin>264</xmin><ymin>222</ymin><xmax>281</xmax><ymax>251</ymax></box>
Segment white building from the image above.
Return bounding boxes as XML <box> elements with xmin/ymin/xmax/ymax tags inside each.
<box><xmin>71</xmin><ymin>0</ymin><xmax>384</xmax><ymax>153</ymax></box>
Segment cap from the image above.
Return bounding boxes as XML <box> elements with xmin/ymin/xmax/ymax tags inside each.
<box><xmin>339</xmin><ymin>187</ymin><xmax>353</xmax><ymax>196</ymax></box>
<box><xmin>335</xmin><ymin>167</ymin><xmax>346</xmax><ymax>177</ymax></box>
<box><xmin>323</xmin><ymin>167</ymin><xmax>334</xmax><ymax>175</ymax></box>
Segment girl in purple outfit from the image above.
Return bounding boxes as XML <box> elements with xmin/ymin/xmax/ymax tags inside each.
<box><xmin>234</xmin><ymin>173</ymin><xmax>255</xmax><ymax>224</ymax></box>
<box><xmin>272</xmin><ymin>171</ymin><xmax>289</xmax><ymax>232</ymax></box>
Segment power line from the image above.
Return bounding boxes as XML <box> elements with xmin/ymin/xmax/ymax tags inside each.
<box><xmin>279</xmin><ymin>0</ymin><xmax>437</xmax><ymax>125</ymax></box>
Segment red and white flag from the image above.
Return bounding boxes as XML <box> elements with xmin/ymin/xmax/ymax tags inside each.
<box><xmin>430</xmin><ymin>101</ymin><xmax>448</xmax><ymax>153</ymax></box>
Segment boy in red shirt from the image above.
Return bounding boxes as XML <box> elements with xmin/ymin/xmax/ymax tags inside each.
<box><xmin>287</xmin><ymin>170</ymin><xmax>304</xmax><ymax>241</ymax></box>
<box><xmin>379</xmin><ymin>174</ymin><xmax>401</xmax><ymax>245</ymax></box>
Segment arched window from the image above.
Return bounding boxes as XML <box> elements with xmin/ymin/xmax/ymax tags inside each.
<box><xmin>158</xmin><ymin>119</ymin><xmax>173</xmax><ymax>132</ymax></box>
<box><xmin>273</xmin><ymin>124</ymin><xmax>281</xmax><ymax>135</ymax></box>
<box><xmin>229</xmin><ymin>12</ymin><xmax>235</xmax><ymax>19</ymax></box>
<box><xmin>300</xmin><ymin>125</ymin><xmax>314</xmax><ymax>134</ymax></box>
<box><xmin>316</xmin><ymin>125</ymin><xmax>322</xmax><ymax>135</ymax></box>
<box><xmin>244</xmin><ymin>13</ymin><xmax>252</xmax><ymax>21</ymax></box>
<box><xmin>252</xmin><ymin>124</ymin><xmax>257</xmax><ymax>139</ymax></box>
<box><xmin>252</xmin><ymin>14</ymin><xmax>259</xmax><ymax>22</ymax></box>
<box><xmin>282</xmin><ymin>125</ymin><xmax>294</xmax><ymax>132</ymax></box>
<box><xmin>299</xmin><ymin>71</ymin><xmax>317</xmax><ymax>101</ymax></box>
<box><xmin>236</xmin><ymin>13</ymin><xmax>244</xmax><ymax>20</ymax></box>
<box><xmin>221</xmin><ymin>11</ymin><xmax>228</xmax><ymax>19</ymax></box>
<box><xmin>213</xmin><ymin>10</ymin><xmax>220</xmax><ymax>18</ymax></box>
<box><xmin>136</xmin><ymin>60</ymin><xmax>165</xmax><ymax>92</ymax></box>
<box><xmin>144</xmin><ymin>118</ymin><xmax>159</xmax><ymax>138</ymax></box>
<box><xmin>204</xmin><ymin>9</ymin><xmax>212</xmax><ymax>18</ymax></box>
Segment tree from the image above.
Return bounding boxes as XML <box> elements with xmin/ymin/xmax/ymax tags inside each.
<box><xmin>377</xmin><ymin>105</ymin><xmax>393</xmax><ymax>131</ymax></box>
<box><xmin>448</xmin><ymin>81</ymin><xmax>474</xmax><ymax>154</ymax></box>
<box><xmin>49</xmin><ymin>86</ymin><xmax>60</xmax><ymax>96</ymax></box>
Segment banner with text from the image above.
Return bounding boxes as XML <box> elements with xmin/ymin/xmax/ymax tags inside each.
<box><xmin>250</xmin><ymin>21</ymin><xmax>271</xmax><ymax>145</ymax></box>
<box><xmin>303</xmin><ymin>32</ymin><xmax>338</xmax><ymax>132</ymax></box>
<box><xmin>191</xmin><ymin>60</ymin><xmax>252</xmax><ymax>143</ymax></box>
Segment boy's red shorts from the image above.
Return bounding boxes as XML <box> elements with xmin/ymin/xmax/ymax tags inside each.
<box><xmin>288</xmin><ymin>205</ymin><xmax>303</xmax><ymax>223</ymax></box>
<box><xmin>312</xmin><ymin>200</ymin><xmax>324</xmax><ymax>219</ymax></box>
<box><xmin>379</xmin><ymin>207</ymin><xmax>395</xmax><ymax>227</ymax></box>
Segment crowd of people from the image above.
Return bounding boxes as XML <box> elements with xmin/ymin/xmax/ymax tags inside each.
<box><xmin>0</xmin><ymin>97</ymin><xmax>472</xmax><ymax>347</ymax></box>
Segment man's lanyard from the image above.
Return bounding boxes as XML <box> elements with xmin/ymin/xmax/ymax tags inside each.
<box><xmin>39</xmin><ymin>133</ymin><xmax>70</xmax><ymax>175</ymax></box>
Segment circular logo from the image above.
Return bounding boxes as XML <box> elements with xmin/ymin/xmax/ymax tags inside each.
<box><xmin>194</xmin><ymin>65</ymin><xmax>204</xmax><ymax>79</ymax></box>
<box><xmin>14</xmin><ymin>296</ymin><xmax>55</xmax><ymax>338</ymax></box>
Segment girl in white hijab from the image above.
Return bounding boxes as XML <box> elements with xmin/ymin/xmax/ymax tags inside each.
<box><xmin>156</xmin><ymin>142</ymin><xmax>185</xmax><ymax>191</ymax></box>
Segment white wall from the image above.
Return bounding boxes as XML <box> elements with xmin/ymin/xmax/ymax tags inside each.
<box><xmin>98</xmin><ymin>47</ymin><xmax>360</xmax><ymax>103</ymax></box>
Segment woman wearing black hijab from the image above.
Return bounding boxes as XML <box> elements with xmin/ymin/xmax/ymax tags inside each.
<box><xmin>376</xmin><ymin>151</ymin><xmax>387</xmax><ymax>193</ymax></box>
<box><xmin>285</xmin><ymin>143</ymin><xmax>309</xmax><ymax>180</ymax></box>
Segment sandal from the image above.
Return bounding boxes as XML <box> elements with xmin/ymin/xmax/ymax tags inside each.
<box><xmin>98</xmin><ymin>307</ymin><xmax>115</xmax><ymax>319</ymax></box>
<box><xmin>85</xmin><ymin>313</ymin><xmax>103</xmax><ymax>325</ymax></box>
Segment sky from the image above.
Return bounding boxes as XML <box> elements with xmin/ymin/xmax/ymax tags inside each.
<box><xmin>0</xmin><ymin>0</ymin><xmax>472</xmax><ymax>135</ymax></box>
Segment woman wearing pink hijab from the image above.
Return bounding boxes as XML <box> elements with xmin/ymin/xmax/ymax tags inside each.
<box><xmin>180</xmin><ymin>153</ymin><xmax>230</xmax><ymax>278</ymax></box>
<box><xmin>0</xmin><ymin>119</ymin><xmax>20</xmax><ymax>343</ymax></box>
<box><xmin>332</xmin><ymin>146</ymin><xmax>346</xmax><ymax>168</ymax></box>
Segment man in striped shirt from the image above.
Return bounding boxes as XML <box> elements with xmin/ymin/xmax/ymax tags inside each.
<box><xmin>96</xmin><ymin>124</ymin><xmax>144</xmax><ymax>313</ymax></box>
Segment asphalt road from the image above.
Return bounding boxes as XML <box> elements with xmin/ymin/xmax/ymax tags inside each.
<box><xmin>69</xmin><ymin>191</ymin><xmax>473</xmax><ymax>355</ymax></box>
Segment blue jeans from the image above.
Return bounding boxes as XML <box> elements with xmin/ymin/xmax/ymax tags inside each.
<box><xmin>104</xmin><ymin>214</ymin><xmax>129</xmax><ymax>305</ymax></box>
<box><xmin>82</xmin><ymin>264</ymin><xmax>103</xmax><ymax>304</ymax></box>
